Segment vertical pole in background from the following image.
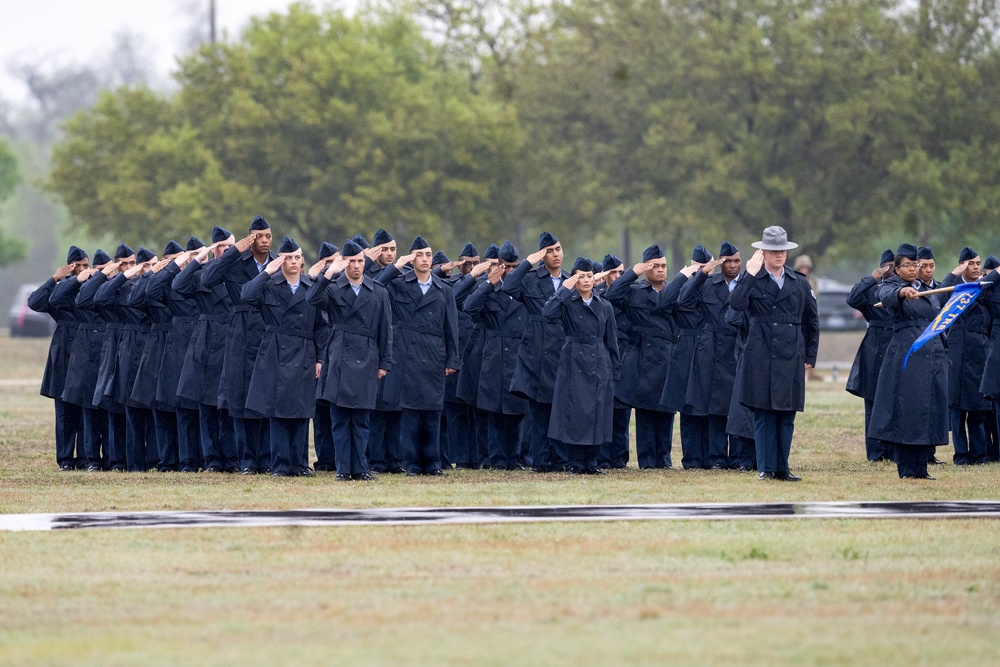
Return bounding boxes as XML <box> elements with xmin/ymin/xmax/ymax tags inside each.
<box><xmin>209</xmin><ymin>0</ymin><xmax>217</xmax><ymax>44</ymax></box>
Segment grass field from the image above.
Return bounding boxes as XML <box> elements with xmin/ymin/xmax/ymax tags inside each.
<box><xmin>1</xmin><ymin>331</ymin><xmax>998</xmax><ymax>666</ymax></box>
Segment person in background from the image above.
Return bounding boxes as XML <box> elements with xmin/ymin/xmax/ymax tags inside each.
<box><xmin>28</xmin><ymin>246</ymin><xmax>90</xmax><ymax>470</ymax></box>
<box><xmin>376</xmin><ymin>236</ymin><xmax>461</xmax><ymax>476</ymax></box>
<box><xmin>941</xmin><ymin>247</ymin><xmax>991</xmax><ymax>465</ymax></box>
<box><xmin>845</xmin><ymin>249</ymin><xmax>897</xmax><ymax>462</ymax></box>
<box><xmin>730</xmin><ymin>227</ymin><xmax>820</xmax><ymax>482</ymax></box>
<box><xmin>543</xmin><ymin>257</ymin><xmax>620</xmax><ymax>474</ymax></box>
<box><xmin>596</xmin><ymin>253</ymin><xmax>630</xmax><ymax>469</ymax></box>
<box><xmin>54</xmin><ymin>249</ymin><xmax>112</xmax><ymax>470</ymax></box>
<box><xmin>307</xmin><ymin>239</ymin><xmax>393</xmax><ymax>481</ymax></box>
<box><xmin>868</xmin><ymin>244</ymin><xmax>948</xmax><ymax>480</ymax></box>
<box><xmin>678</xmin><ymin>241</ymin><xmax>744</xmax><ymax>470</ymax></box>
<box><xmin>242</xmin><ymin>237</ymin><xmax>327</xmax><ymax>477</ymax></box>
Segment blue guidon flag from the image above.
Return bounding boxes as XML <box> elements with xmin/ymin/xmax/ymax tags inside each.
<box><xmin>904</xmin><ymin>282</ymin><xmax>984</xmax><ymax>369</ymax></box>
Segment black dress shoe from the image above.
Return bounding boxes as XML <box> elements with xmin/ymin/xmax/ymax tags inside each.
<box><xmin>353</xmin><ymin>472</ymin><xmax>376</xmax><ymax>481</ymax></box>
<box><xmin>204</xmin><ymin>466</ymin><xmax>222</xmax><ymax>473</ymax></box>
<box><xmin>270</xmin><ymin>471</ymin><xmax>289</xmax><ymax>477</ymax></box>
<box><xmin>583</xmin><ymin>467</ymin><xmax>605</xmax><ymax>475</ymax></box>
<box><xmin>902</xmin><ymin>473</ymin><xmax>936</xmax><ymax>480</ymax></box>
<box><xmin>389</xmin><ymin>466</ymin><xmax>407</xmax><ymax>474</ymax></box>
<box><xmin>710</xmin><ymin>464</ymin><xmax>726</xmax><ymax>470</ymax></box>
<box><xmin>774</xmin><ymin>471</ymin><xmax>802</xmax><ymax>482</ymax></box>
<box><xmin>738</xmin><ymin>466</ymin><xmax>754</xmax><ymax>473</ymax></box>
<box><xmin>531</xmin><ymin>466</ymin><xmax>551</xmax><ymax>473</ymax></box>
<box><xmin>929</xmin><ymin>456</ymin><xmax>945</xmax><ymax>465</ymax></box>
<box><xmin>85</xmin><ymin>464</ymin><xmax>101</xmax><ymax>472</ymax></box>
<box><xmin>314</xmin><ymin>464</ymin><xmax>336</xmax><ymax>472</ymax></box>
<box><xmin>335</xmin><ymin>473</ymin><xmax>351</xmax><ymax>481</ymax></box>
<box><xmin>405</xmin><ymin>471</ymin><xmax>420</xmax><ymax>477</ymax></box>
<box><xmin>59</xmin><ymin>464</ymin><xmax>74</xmax><ymax>471</ymax></box>
<box><xmin>241</xmin><ymin>467</ymin><xmax>256</xmax><ymax>475</ymax></box>
<box><xmin>426</xmin><ymin>469</ymin><xmax>444</xmax><ymax>476</ymax></box>
<box><xmin>566</xmin><ymin>467</ymin><xmax>584</xmax><ymax>475</ymax></box>
<box><xmin>294</xmin><ymin>468</ymin><xmax>315</xmax><ymax>477</ymax></box>
<box><xmin>758</xmin><ymin>471</ymin><xmax>775</xmax><ymax>480</ymax></box>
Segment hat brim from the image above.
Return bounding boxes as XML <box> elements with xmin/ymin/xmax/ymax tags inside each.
<box><xmin>751</xmin><ymin>241</ymin><xmax>798</xmax><ymax>250</ymax></box>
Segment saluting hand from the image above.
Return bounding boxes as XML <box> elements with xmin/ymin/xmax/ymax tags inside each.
<box><xmin>365</xmin><ymin>245</ymin><xmax>384</xmax><ymax>261</ymax></box>
<box><xmin>680</xmin><ymin>262</ymin><xmax>702</xmax><ymax>278</ymax></box>
<box><xmin>871</xmin><ymin>265</ymin><xmax>890</xmax><ymax>280</ymax></box>
<box><xmin>264</xmin><ymin>255</ymin><xmax>285</xmax><ymax>275</ymax></box>
<box><xmin>150</xmin><ymin>258</ymin><xmax>172</xmax><ymax>273</ymax></box>
<box><xmin>487</xmin><ymin>263</ymin><xmax>505</xmax><ymax>285</ymax></box>
<box><xmin>745</xmin><ymin>250</ymin><xmax>764</xmax><ymax>276</ymax></box>
<box><xmin>101</xmin><ymin>262</ymin><xmax>120</xmax><ymax>277</ymax></box>
<box><xmin>439</xmin><ymin>260</ymin><xmax>459</xmax><ymax>274</ymax></box>
<box><xmin>593</xmin><ymin>270</ymin><xmax>609</xmax><ymax>282</ymax></box>
<box><xmin>123</xmin><ymin>264</ymin><xmax>144</xmax><ymax>279</ymax></box>
<box><xmin>470</xmin><ymin>261</ymin><xmax>491</xmax><ymax>278</ymax></box>
<box><xmin>53</xmin><ymin>264</ymin><xmax>75</xmax><ymax>281</ymax></box>
<box><xmin>632</xmin><ymin>261</ymin><xmax>649</xmax><ymax>276</ymax></box>
<box><xmin>308</xmin><ymin>257</ymin><xmax>330</xmax><ymax>279</ymax></box>
<box><xmin>395</xmin><ymin>253</ymin><xmax>415</xmax><ymax>269</ymax></box>
<box><xmin>324</xmin><ymin>258</ymin><xmax>349</xmax><ymax>279</ymax></box>
<box><xmin>76</xmin><ymin>268</ymin><xmax>97</xmax><ymax>283</ymax></box>
<box><xmin>701</xmin><ymin>257</ymin><xmax>725</xmax><ymax>275</ymax></box>
<box><xmin>562</xmin><ymin>274</ymin><xmax>581</xmax><ymax>292</ymax></box>
<box><xmin>234</xmin><ymin>234</ymin><xmax>255</xmax><ymax>253</ymax></box>
<box><xmin>192</xmin><ymin>244</ymin><xmax>214</xmax><ymax>264</ymax></box>
<box><xmin>526</xmin><ymin>248</ymin><xmax>547</xmax><ymax>266</ymax></box>
<box><xmin>952</xmin><ymin>260</ymin><xmax>969</xmax><ymax>276</ymax></box>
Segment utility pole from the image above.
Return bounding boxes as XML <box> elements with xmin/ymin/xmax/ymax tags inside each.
<box><xmin>209</xmin><ymin>0</ymin><xmax>217</xmax><ymax>44</ymax></box>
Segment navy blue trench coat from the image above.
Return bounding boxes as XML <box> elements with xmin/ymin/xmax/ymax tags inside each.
<box><xmin>868</xmin><ymin>277</ymin><xmax>949</xmax><ymax>445</ymax></box>
<box><xmin>202</xmin><ymin>246</ymin><xmax>276</xmax><ymax>418</ymax></box>
<box><xmin>462</xmin><ymin>279</ymin><xmax>529</xmax><ymax>415</ymax></box>
<box><xmin>502</xmin><ymin>261</ymin><xmax>570</xmax><ymax>404</ymax></box>
<box><xmin>50</xmin><ymin>277</ymin><xmax>104</xmax><ymax>409</ymax></box>
<box><xmin>542</xmin><ymin>288</ymin><xmax>620</xmax><ymax>445</ymax></box>
<box><xmin>28</xmin><ymin>278</ymin><xmax>79</xmax><ymax>400</ymax></box>
<box><xmin>307</xmin><ymin>273</ymin><xmax>393</xmax><ymax>410</ymax></box>
<box><xmin>376</xmin><ymin>265</ymin><xmax>461</xmax><ymax>411</ymax></box>
<box><xmin>728</xmin><ymin>268</ymin><xmax>819</xmax><ymax>413</ymax></box>
<box><xmin>845</xmin><ymin>275</ymin><xmax>895</xmax><ymax>402</ymax></box>
<box><xmin>678</xmin><ymin>271</ymin><xmax>740</xmax><ymax>417</ymax></box>
<box><xmin>241</xmin><ymin>272</ymin><xmax>326</xmax><ymax>419</ymax></box>
<box><xmin>605</xmin><ymin>270</ymin><xmax>687</xmax><ymax>411</ymax></box>
<box><xmin>171</xmin><ymin>259</ymin><xmax>232</xmax><ymax>407</ymax></box>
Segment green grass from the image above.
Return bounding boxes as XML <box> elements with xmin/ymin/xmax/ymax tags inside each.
<box><xmin>2</xmin><ymin>331</ymin><xmax>999</xmax><ymax>666</ymax></box>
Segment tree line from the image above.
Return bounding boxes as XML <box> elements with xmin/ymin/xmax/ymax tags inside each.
<box><xmin>44</xmin><ymin>0</ymin><xmax>1000</xmax><ymax>267</ymax></box>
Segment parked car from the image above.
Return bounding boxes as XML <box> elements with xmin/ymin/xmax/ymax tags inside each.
<box><xmin>8</xmin><ymin>283</ymin><xmax>56</xmax><ymax>337</ymax></box>
<box><xmin>816</xmin><ymin>277</ymin><xmax>867</xmax><ymax>331</ymax></box>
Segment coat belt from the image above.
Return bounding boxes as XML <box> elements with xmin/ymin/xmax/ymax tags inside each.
<box><xmin>396</xmin><ymin>322</ymin><xmax>443</xmax><ymax>337</ymax></box>
<box><xmin>332</xmin><ymin>323</ymin><xmax>375</xmax><ymax>339</ymax></box>
<box><xmin>486</xmin><ymin>329</ymin><xmax>522</xmax><ymax>339</ymax></box>
<box><xmin>265</xmin><ymin>325</ymin><xmax>313</xmax><ymax>339</ymax></box>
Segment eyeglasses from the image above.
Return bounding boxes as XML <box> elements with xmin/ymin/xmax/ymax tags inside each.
<box><xmin>898</xmin><ymin>262</ymin><xmax>918</xmax><ymax>269</ymax></box>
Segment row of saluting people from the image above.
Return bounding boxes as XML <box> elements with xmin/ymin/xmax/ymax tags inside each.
<box><xmin>846</xmin><ymin>243</ymin><xmax>1000</xmax><ymax>479</ymax></box>
<box><xmin>32</xmin><ymin>220</ymin><xmax>825</xmax><ymax>481</ymax></box>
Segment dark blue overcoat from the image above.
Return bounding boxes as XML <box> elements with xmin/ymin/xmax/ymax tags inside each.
<box><xmin>146</xmin><ymin>263</ymin><xmax>200</xmax><ymax>409</ymax></box>
<box><xmin>28</xmin><ymin>278</ymin><xmax>78</xmax><ymax>400</ymax></box>
<box><xmin>940</xmin><ymin>274</ymin><xmax>993</xmax><ymax>411</ymax></box>
<box><xmin>51</xmin><ymin>277</ymin><xmax>106</xmax><ymax>409</ymax></box>
<box><xmin>172</xmin><ymin>259</ymin><xmax>232</xmax><ymax>407</ymax></box>
<box><xmin>127</xmin><ymin>273</ymin><xmax>172</xmax><ymax>410</ymax></box>
<box><xmin>678</xmin><ymin>271</ymin><xmax>740</xmax><ymax>416</ymax></box>
<box><xmin>868</xmin><ymin>277</ymin><xmax>949</xmax><ymax>445</ymax></box>
<box><xmin>605</xmin><ymin>269</ymin><xmax>686</xmax><ymax>411</ymax></box>
<box><xmin>307</xmin><ymin>273</ymin><xmax>393</xmax><ymax>410</ymax></box>
<box><xmin>93</xmin><ymin>273</ymin><xmax>149</xmax><ymax>409</ymax></box>
<box><xmin>242</xmin><ymin>272</ymin><xmax>326</xmax><ymax>419</ymax></box>
<box><xmin>542</xmin><ymin>288</ymin><xmax>620</xmax><ymax>445</ymax></box>
<box><xmin>845</xmin><ymin>275</ymin><xmax>895</xmax><ymax>402</ymax></box>
<box><xmin>660</xmin><ymin>272</ymin><xmax>702</xmax><ymax>412</ymax></box>
<box><xmin>202</xmin><ymin>245</ymin><xmax>276</xmax><ymax>418</ymax></box>
<box><xmin>728</xmin><ymin>268</ymin><xmax>819</xmax><ymax>412</ymax></box>
<box><xmin>502</xmin><ymin>261</ymin><xmax>569</xmax><ymax>404</ymax></box>
<box><xmin>462</xmin><ymin>279</ymin><xmax>528</xmax><ymax>415</ymax></box>
<box><xmin>376</xmin><ymin>265</ymin><xmax>461</xmax><ymax>411</ymax></box>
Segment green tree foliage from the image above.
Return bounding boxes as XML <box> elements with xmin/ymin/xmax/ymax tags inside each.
<box><xmin>0</xmin><ymin>139</ymin><xmax>25</xmax><ymax>267</ymax></box>
<box><xmin>47</xmin><ymin>4</ymin><xmax>520</xmax><ymax>252</ymax></box>
<box><xmin>503</xmin><ymin>0</ymin><xmax>1000</xmax><ymax>259</ymax></box>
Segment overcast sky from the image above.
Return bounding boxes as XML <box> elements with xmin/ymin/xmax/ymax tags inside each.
<box><xmin>0</xmin><ymin>0</ymin><xmax>355</xmax><ymax>105</ymax></box>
